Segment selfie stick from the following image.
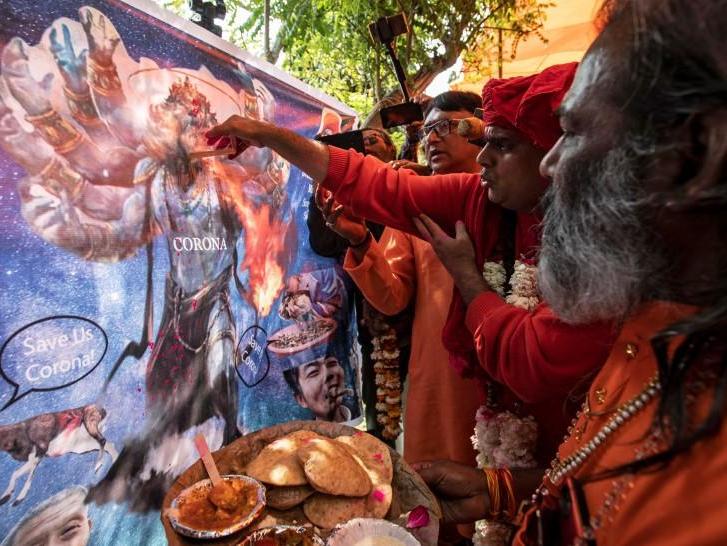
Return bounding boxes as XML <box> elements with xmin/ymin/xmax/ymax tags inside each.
<box><xmin>382</xmin><ymin>41</ymin><xmax>411</xmax><ymax>102</ymax></box>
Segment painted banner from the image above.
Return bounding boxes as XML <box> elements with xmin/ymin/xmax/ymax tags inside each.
<box><xmin>0</xmin><ymin>1</ymin><xmax>362</xmax><ymax>543</ymax></box>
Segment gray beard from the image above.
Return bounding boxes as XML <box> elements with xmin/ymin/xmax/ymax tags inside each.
<box><xmin>537</xmin><ymin>144</ymin><xmax>665</xmax><ymax>325</ymax></box>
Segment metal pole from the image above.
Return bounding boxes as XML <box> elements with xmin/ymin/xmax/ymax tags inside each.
<box><xmin>498</xmin><ymin>28</ymin><xmax>503</xmax><ymax>78</ymax></box>
<box><xmin>264</xmin><ymin>0</ymin><xmax>270</xmax><ymax>61</ymax></box>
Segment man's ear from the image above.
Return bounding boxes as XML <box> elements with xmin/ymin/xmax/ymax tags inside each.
<box><xmin>295</xmin><ymin>394</ymin><xmax>308</xmax><ymax>409</ymax></box>
<box><xmin>665</xmin><ymin>108</ymin><xmax>727</xmax><ymax>210</ymax></box>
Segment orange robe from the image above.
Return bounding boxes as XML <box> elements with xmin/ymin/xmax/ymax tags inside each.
<box><xmin>344</xmin><ymin>227</ymin><xmax>482</xmax><ymax>465</ymax></box>
<box><xmin>514</xmin><ymin>301</ymin><xmax>727</xmax><ymax>545</ymax></box>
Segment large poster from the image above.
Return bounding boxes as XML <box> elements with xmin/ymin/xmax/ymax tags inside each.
<box><xmin>0</xmin><ymin>1</ymin><xmax>361</xmax><ymax>543</ymax></box>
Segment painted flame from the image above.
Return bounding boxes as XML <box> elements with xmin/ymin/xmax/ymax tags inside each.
<box><xmin>236</xmin><ymin>198</ymin><xmax>288</xmax><ymax>316</ymax></box>
<box><xmin>211</xmin><ymin>161</ymin><xmax>288</xmax><ymax>316</ymax></box>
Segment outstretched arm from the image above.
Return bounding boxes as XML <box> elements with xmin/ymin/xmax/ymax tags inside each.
<box><xmin>207</xmin><ymin>117</ymin><xmax>330</xmax><ymax>182</ymax></box>
<box><xmin>208</xmin><ymin>117</ymin><xmax>476</xmax><ymax>236</ymax></box>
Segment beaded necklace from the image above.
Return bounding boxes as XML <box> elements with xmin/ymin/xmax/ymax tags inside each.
<box><xmin>543</xmin><ymin>374</ymin><xmax>661</xmax><ymax>488</ymax></box>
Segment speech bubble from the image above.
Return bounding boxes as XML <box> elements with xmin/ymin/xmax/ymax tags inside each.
<box><xmin>0</xmin><ymin>315</ymin><xmax>108</xmax><ymax>410</ymax></box>
<box><xmin>235</xmin><ymin>325</ymin><xmax>270</xmax><ymax>388</ymax></box>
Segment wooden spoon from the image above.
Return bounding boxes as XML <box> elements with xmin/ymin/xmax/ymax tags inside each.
<box><xmin>194</xmin><ymin>433</ymin><xmax>222</xmax><ymax>487</ymax></box>
<box><xmin>195</xmin><ymin>434</ymin><xmax>240</xmax><ymax>511</ymax></box>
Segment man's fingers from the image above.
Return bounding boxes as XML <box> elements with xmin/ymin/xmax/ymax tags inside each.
<box><xmin>229</xmin><ymin>136</ymin><xmax>248</xmax><ymax>159</ymax></box>
<box><xmin>325</xmin><ymin>207</ymin><xmax>342</xmax><ymax>227</ymax></box>
<box><xmin>315</xmin><ymin>186</ymin><xmax>333</xmax><ymax>209</ymax></box>
<box><xmin>205</xmin><ymin>124</ymin><xmax>227</xmax><ymax>143</ymax></box>
<box><xmin>454</xmin><ymin>220</ymin><xmax>471</xmax><ymax>241</ymax></box>
<box><xmin>412</xmin><ymin>217</ymin><xmax>433</xmax><ymax>244</ymax></box>
<box><xmin>440</xmin><ymin>496</ymin><xmax>489</xmax><ymax>524</ymax></box>
<box><xmin>416</xmin><ymin>464</ymin><xmax>445</xmax><ymax>490</ymax></box>
<box><xmin>415</xmin><ymin>460</ymin><xmax>454</xmax><ymax>492</ymax></box>
<box><xmin>314</xmin><ymin>186</ymin><xmax>326</xmax><ymax>209</ymax></box>
<box><xmin>322</xmin><ymin>195</ymin><xmax>336</xmax><ymax>217</ymax></box>
<box><xmin>419</xmin><ymin>214</ymin><xmax>448</xmax><ymax>240</ymax></box>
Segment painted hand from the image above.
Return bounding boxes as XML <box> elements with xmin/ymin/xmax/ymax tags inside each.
<box><xmin>80</xmin><ymin>8</ymin><xmax>121</xmax><ymax>65</ymax></box>
<box><xmin>1</xmin><ymin>38</ymin><xmax>54</xmax><ymax>115</ymax></box>
<box><xmin>49</xmin><ymin>23</ymin><xmax>88</xmax><ymax>94</ymax></box>
<box><xmin>413</xmin><ymin>460</ymin><xmax>489</xmax><ymax>523</ymax></box>
<box><xmin>315</xmin><ymin>185</ymin><xmax>368</xmax><ymax>245</ymax></box>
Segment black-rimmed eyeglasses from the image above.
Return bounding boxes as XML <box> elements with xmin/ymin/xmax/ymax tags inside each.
<box><xmin>418</xmin><ymin>118</ymin><xmax>463</xmax><ymax>140</ymax></box>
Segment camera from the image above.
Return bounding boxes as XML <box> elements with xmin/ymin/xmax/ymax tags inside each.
<box><xmin>190</xmin><ymin>0</ymin><xmax>226</xmax><ymax>36</ymax></box>
<box><xmin>368</xmin><ymin>13</ymin><xmax>409</xmax><ymax>45</ymax></box>
<box><xmin>368</xmin><ymin>13</ymin><xmax>423</xmax><ymax>128</ymax></box>
<box><xmin>379</xmin><ymin>102</ymin><xmax>423</xmax><ymax>129</ymax></box>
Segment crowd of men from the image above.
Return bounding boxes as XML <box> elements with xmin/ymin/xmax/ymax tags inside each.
<box><xmin>207</xmin><ymin>0</ymin><xmax>727</xmax><ymax>543</ymax></box>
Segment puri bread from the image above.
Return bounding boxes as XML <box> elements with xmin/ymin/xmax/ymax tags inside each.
<box><xmin>335</xmin><ymin>433</ymin><xmax>393</xmax><ymax>485</ymax></box>
<box><xmin>364</xmin><ymin>483</ymin><xmax>393</xmax><ymax>519</ymax></box>
<box><xmin>266</xmin><ymin>485</ymin><xmax>315</xmax><ymax>510</ymax></box>
<box><xmin>297</xmin><ymin>437</ymin><xmax>371</xmax><ymax>496</ymax></box>
<box><xmin>246</xmin><ymin>430</ymin><xmax>320</xmax><ymax>486</ymax></box>
<box><xmin>303</xmin><ymin>494</ymin><xmax>367</xmax><ymax>529</ymax></box>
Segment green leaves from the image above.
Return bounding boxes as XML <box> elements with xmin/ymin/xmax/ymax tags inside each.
<box><xmin>155</xmin><ymin>0</ymin><xmax>549</xmax><ymax>118</ymax></box>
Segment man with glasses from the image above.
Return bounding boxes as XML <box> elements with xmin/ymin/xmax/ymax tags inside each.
<box><xmin>417</xmin><ymin>0</ymin><xmax>727</xmax><ymax>543</ymax></box>
<box><xmin>317</xmin><ymin>92</ymin><xmax>483</xmax><ymax>482</ymax></box>
<box><xmin>206</xmin><ymin>64</ymin><xmax>615</xmax><ymax>531</ymax></box>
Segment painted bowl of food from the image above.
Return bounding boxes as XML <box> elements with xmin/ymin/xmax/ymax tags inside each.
<box><xmin>167</xmin><ymin>475</ymin><xmax>266</xmax><ymax>539</ymax></box>
<box><xmin>267</xmin><ymin>318</ymin><xmax>337</xmax><ymax>357</ymax></box>
<box><xmin>238</xmin><ymin>525</ymin><xmax>324</xmax><ymax>546</ymax></box>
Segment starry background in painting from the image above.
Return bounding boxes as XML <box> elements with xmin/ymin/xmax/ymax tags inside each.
<box><xmin>0</xmin><ymin>1</ymin><xmax>360</xmax><ymax>544</ymax></box>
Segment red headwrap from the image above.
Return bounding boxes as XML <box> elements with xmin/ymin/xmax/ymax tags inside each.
<box><xmin>481</xmin><ymin>62</ymin><xmax>578</xmax><ymax>150</ymax></box>
<box><xmin>440</xmin><ymin>63</ymin><xmax>579</xmax><ymax>380</ymax></box>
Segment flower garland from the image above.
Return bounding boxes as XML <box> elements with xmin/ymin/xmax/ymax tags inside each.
<box><xmin>364</xmin><ymin>304</ymin><xmax>403</xmax><ymax>440</ymax></box>
<box><xmin>472</xmin><ymin>407</ymin><xmax>538</xmax><ymax>470</ymax></box>
<box><xmin>473</xmin><ymin>259</ymin><xmax>540</xmax><ymax>546</ymax></box>
<box><xmin>482</xmin><ymin>260</ymin><xmax>540</xmax><ymax>311</ymax></box>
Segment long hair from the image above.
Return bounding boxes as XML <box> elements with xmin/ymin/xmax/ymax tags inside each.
<box><xmin>588</xmin><ymin>0</ymin><xmax>727</xmax><ymax>480</ymax></box>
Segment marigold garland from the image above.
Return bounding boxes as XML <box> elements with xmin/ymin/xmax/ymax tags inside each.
<box><xmin>363</xmin><ymin>304</ymin><xmax>403</xmax><ymax>440</ymax></box>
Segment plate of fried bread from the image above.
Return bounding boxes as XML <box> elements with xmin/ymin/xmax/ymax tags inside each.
<box><xmin>162</xmin><ymin>421</ymin><xmax>440</xmax><ymax>546</ymax></box>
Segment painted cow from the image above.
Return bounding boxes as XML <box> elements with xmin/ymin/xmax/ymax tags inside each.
<box><xmin>0</xmin><ymin>403</ymin><xmax>117</xmax><ymax>506</ymax></box>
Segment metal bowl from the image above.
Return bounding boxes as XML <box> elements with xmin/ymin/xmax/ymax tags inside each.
<box><xmin>238</xmin><ymin>525</ymin><xmax>325</xmax><ymax>546</ymax></box>
<box><xmin>327</xmin><ymin>518</ymin><xmax>421</xmax><ymax>546</ymax></box>
<box><xmin>168</xmin><ymin>474</ymin><xmax>266</xmax><ymax>539</ymax></box>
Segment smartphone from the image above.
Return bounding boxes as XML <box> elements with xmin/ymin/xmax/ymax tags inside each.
<box><xmin>316</xmin><ymin>130</ymin><xmax>366</xmax><ymax>154</ymax></box>
<box><xmin>379</xmin><ymin>102</ymin><xmax>424</xmax><ymax>129</ymax></box>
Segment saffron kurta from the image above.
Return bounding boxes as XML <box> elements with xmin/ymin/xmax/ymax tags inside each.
<box><xmin>514</xmin><ymin>301</ymin><xmax>727</xmax><ymax>545</ymax></box>
<box><xmin>344</xmin><ymin>227</ymin><xmax>482</xmax><ymax>465</ymax></box>
<box><xmin>322</xmin><ymin>146</ymin><xmax>615</xmax><ymax>460</ymax></box>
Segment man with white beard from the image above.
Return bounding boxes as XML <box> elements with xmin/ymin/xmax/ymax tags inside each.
<box><xmin>417</xmin><ymin>0</ymin><xmax>727</xmax><ymax>543</ymax></box>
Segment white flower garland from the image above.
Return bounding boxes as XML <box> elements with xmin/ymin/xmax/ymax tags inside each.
<box><xmin>482</xmin><ymin>259</ymin><xmax>539</xmax><ymax>311</ymax></box>
<box><xmin>474</xmin><ymin>259</ymin><xmax>540</xmax><ymax>546</ymax></box>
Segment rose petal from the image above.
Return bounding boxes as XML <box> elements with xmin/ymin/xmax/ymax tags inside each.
<box><xmin>406</xmin><ymin>505</ymin><xmax>430</xmax><ymax>529</ymax></box>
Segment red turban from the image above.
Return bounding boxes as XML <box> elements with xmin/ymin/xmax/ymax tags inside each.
<box><xmin>481</xmin><ymin>62</ymin><xmax>578</xmax><ymax>150</ymax></box>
